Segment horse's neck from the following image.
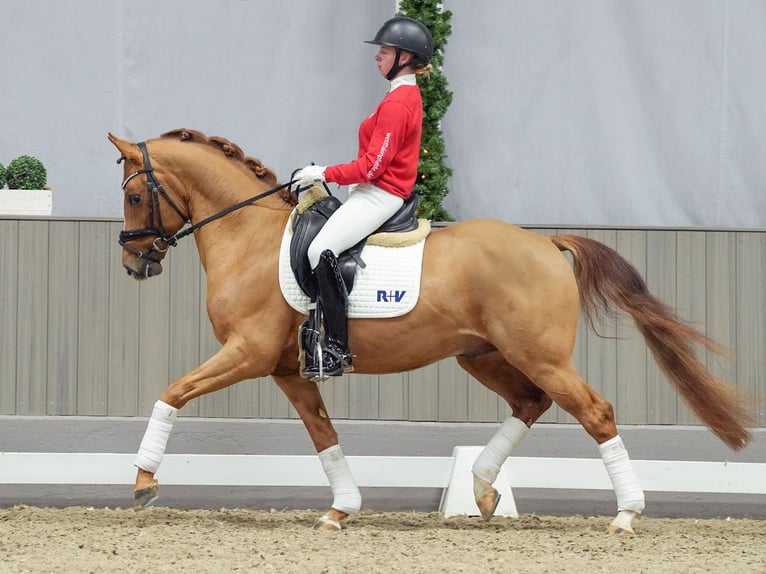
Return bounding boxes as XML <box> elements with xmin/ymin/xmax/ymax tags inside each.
<box><xmin>187</xmin><ymin>174</ymin><xmax>291</xmax><ymax>277</ymax></box>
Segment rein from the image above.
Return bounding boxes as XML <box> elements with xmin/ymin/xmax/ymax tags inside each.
<box><xmin>119</xmin><ymin>141</ymin><xmax>301</xmax><ymax>261</ymax></box>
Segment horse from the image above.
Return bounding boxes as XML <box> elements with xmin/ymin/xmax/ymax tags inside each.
<box><xmin>108</xmin><ymin>128</ymin><xmax>753</xmax><ymax>534</ymax></box>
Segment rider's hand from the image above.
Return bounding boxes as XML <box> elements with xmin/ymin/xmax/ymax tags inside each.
<box><xmin>293</xmin><ymin>164</ymin><xmax>326</xmax><ymax>186</ymax></box>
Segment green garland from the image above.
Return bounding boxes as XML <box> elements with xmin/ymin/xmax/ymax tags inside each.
<box><xmin>398</xmin><ymin>0</ymin><xmax>453</xmax><ymax>221</ymax></box>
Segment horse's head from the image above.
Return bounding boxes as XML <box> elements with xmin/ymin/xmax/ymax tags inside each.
<box><xmin>108</xmin><ymin>133</ymin><xmax>189</xmax><ymax>280</ymax></box>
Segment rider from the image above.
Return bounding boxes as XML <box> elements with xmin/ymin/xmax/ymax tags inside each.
<box><xmin>293</xmin><ymin>16</ymin><xmax>434</xmax><ymax>378</ymax></box>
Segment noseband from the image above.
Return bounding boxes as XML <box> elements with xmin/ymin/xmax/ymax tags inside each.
<box><xmin>118</xmin><ymin>142</ymin><xmax>190</xmax><ymax>262</ymax></box>
<box><xmin>118</xmin><ymin>141</ymin><xmax>308</xmax><ymax>262</ymax></box>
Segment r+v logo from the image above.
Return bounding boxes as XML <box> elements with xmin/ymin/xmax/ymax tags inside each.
<box><xmin>376</xmin><ymin>290</ymin><xmax>406</xmax><ymax>303</ymax></box>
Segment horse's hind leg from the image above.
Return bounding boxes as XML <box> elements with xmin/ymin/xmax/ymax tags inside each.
<box><xmin>272</xmin><ymin>374</ymin><xmax>361</xmax><ymax>531</ymax></box>
<box><xmin>456</xmin><ymin>353</ymin><xmax>552</xmax><ymax>521</ymax></box>
<box><xmin>461</xmin><ymin>350</ymin><xmax>644</xmax><ymax>533</ymax></box>
<box><xmin>522</xmin><ymin>358</ymin><xmax>645</xmax><ymax>534</ymax></box>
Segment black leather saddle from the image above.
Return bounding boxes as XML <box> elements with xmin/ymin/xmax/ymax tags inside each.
<box><xmin>289</xmin><ymin>193</ymin><xmax>419</xmax><ymax>300</ymax></box>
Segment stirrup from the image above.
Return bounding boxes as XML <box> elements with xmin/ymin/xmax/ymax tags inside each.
<box><xmin>302</xmin><ymin>344</ymin><xmax>353</xmax><ymax>380</ymax></box>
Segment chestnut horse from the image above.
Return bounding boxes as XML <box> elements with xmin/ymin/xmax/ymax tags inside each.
<box><xmin>109</xmin><ymin>129</ymin><xmax>752</xmax><ymax>534</ymax></box>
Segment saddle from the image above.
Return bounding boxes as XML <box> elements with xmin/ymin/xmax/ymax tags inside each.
<box><xmin>289</xmin><ymin>190</ymin><xmax>420</xmax><ymax>299</ymax></box>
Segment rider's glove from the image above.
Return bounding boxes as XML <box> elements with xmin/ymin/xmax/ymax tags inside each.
<box><xmin>293</xmin><ymin>164</ymin><xmax>326</xmax><ymax>187</ymax></box>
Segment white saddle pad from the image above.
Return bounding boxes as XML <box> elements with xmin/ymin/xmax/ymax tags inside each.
<box><xmin>278</xmin><ymin>216</ymin><xmax>425</xmax><ymax>318</ymax></box>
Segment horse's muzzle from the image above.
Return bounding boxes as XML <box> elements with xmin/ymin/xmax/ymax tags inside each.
<box><xmin>124</xmin><ymin>259</ymin><xmax>163</xmax><ymax>280</ymax></box>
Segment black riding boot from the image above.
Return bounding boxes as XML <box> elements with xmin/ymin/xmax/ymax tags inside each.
<box><xmin>301</xmin><ymin>250</ymin><xmax>353</xmax><ymax>378</ymax></box>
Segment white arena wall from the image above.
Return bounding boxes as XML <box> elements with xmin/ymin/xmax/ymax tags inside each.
<box><xmin>2</xmin><ymin>417</ymin><xmax>764</xmax><ymax>518</ymax></box>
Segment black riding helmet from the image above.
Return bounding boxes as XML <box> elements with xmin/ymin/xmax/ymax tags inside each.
<box><xmin>364</xmin><ymin>17</ymin><xmax>434</xmax><ymax>81</ymax></box>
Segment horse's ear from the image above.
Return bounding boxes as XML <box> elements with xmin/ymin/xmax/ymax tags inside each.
<box><xmin>108</xmin><ymin>132</ymin><xmax>140</xmax><ymax>164</ymax></box>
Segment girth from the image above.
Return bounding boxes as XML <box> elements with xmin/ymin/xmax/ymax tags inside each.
<box><xmin>289</xmin><ymin>193</ymin><xmax>419</xmax><ymax>299</ymax></box>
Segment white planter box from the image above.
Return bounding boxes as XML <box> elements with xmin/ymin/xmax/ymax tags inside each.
<box><xmin>0</xmin><ymin>189</ymin><xmax>53</xmax><ymax>216</ymax></box>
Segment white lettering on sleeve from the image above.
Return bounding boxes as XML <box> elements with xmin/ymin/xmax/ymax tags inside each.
<box><xmin>367</xmin><ymin>132</ymin><xmax>391</xmax><ymax>179</ymax></box>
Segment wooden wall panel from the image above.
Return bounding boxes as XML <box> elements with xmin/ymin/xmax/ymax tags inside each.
<box><xmin>0</xmin><ymin>219</ymin><xmax>763</xmax><ymax>428</ymax></box>
<box><xmin>377</xmin><ymin>373</ymin><xmax>409</xmax><ymax>421</ymax></box>
<box><xmin>437</xmin><ymin>359</ymin><xmax>469</xmax><ymax>422</ymax></box>
<box><xmin>0</xmin><ymin>221</ymin><xmax>19</xmax><ymax>414</ymax></box>
<box><xmin>257</xmin><ymin>376</ymin><xmax>292</xmax><ymax>420</ymax></box>
<box><xmin>409</xmin><ymin>364</ymin><xmax>439</xmax><ymax>421</ymax></box>
<box><xmin>736</xmin><ymin>233</ymin><xmax>766</xmax><ymax>421</ymax></box>
<box><xmin>228</xmin><ymin>378</ymin><xmax>260</xmax><ymax>419</ymax></box>
<box><xmin>46</xmin><ymin>222</ymin><xmax>79</xmax><ymax>415</ymax></box>
<box><xmin>107</xmin><ymin>221</ymin><xmax>140</xmax><ymax>416</ymax></box>
<box><xmin>320</xmin><ymin>377</ymin><xmax>350</xmax><ymax>420</ymax></box>
<box><xmin>15</xmin><ymin>221</ymin><xmax>49</xmax><ymax>415</ymax></box>
<box><xmin>77</xmin><ymin>222</ymin><xmax>111</xmax><ymax>415</ymax></box>
<box><xmin>467</xmin><ymin>374</ymin><xmax>501</xmax><ymax>423</ymax></box>
<box><xmin>348</xmin><ymin>374</ymin><xmax>380</xmax><ymax>420</ymax></box>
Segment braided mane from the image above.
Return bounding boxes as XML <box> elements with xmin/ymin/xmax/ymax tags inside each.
<box><xmin>161</xmin><ymin>128</ymin><xmax>297</xmax><ymax>206</ymax></box>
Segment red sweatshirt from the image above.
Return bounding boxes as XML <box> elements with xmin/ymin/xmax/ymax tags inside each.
<box><xmin>324</xmin><ymin>82</ymin><xmax>423</xmax><ymax>199</ymax></box>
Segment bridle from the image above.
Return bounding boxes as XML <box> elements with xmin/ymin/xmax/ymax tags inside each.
<box><xmin>118</xmin><ymin>142</ymin><xmax>189</xmax><ymax>261</ymax></box>
<box><xmin>118</xmin><ymin>141</ymin><xmax>302</xmax><ymax>262</ymax></box>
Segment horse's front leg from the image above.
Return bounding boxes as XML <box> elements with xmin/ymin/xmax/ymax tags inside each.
<box><xmin>272</xmin><ymin>374</ymin><xmax>361</xmax><ymax>531</ymax></box>
<box><xmin>133</xmin><ymin>340</ymin><xmax>255</xmax><ymax>508</ymax></box>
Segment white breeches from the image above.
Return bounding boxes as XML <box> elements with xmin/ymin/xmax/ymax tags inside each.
<box><xmin>307</xmin><ymin>183</ymin><xmax>404</xmax><ymax>269</ymax></box>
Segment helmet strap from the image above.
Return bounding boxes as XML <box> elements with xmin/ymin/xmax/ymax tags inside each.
<box><xmin>386</xmin><ymin>48</ymin><xmax>410</xmax><ymax>81</ymax></box>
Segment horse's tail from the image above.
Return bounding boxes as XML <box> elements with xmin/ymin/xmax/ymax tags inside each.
<box><xmin>550</xmin><ymin>234</ymin><xmax>753</xmax><ymax>451</ymax></box>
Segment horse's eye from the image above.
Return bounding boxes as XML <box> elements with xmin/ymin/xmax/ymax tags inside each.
<box><xmin>128</xmin><ymin>194</ymin><xmax>142</xmax><ymax>206</ymax></box>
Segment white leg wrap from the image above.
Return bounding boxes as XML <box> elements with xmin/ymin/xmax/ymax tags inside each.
<box><xmin>599</xmin><ymin>435</ymin><xmax>645</xmax><ymax>513</ymax></box>
<box><xmin>318</xmin><ymin>444</ymin><xmax>362</xmax><ymax>514</ymax></box>
<box><xmin>134</xmin><ymin>400</ymin><xmax>178</xmax><ymax>473</ymax></box>
<box><xmin>472</xmin><ymin>416</ymin><xmax>529</xmax><ymax>484</ymax></box>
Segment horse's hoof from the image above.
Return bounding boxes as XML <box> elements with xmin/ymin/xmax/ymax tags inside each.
<box><xmin>607</xmin><ymin>524</ymin><xmax>635</xmax><ymax>536</ymax></box>
<box><xmin>607</xmin><ymin>509</ymin><xmax>638</xmax><ymax>535</ymax></box>
<box><xmin>476</xmin><ymin>489</ymin><xmax>501</xmax><ymax>522</ymax></box>
<box><xmin>133</xmin><ymin>484</ymin><xmax>159</xmax><ymax>510</ymax></box>
<box><xmin>312</xmin><ymin>513</ymin><xmax>342</xmax><ymax>531</ymax></box>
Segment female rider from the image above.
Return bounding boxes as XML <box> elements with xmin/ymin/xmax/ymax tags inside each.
<box><xmin>293</xmin><ymin>16</ymin><xmax>434</xmax><ymax>378</ymax></box>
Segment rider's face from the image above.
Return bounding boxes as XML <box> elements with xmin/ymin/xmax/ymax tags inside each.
<box><xmin>375</xmin><ymin>45</ymin><xmax>411</xmax><ymax>78</ymax></box>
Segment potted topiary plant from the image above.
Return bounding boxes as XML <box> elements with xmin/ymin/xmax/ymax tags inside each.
<box><xmin>5</xmin><ymin>155</ymin><xmax>47</xmax><ymax>190</ymax></box>
<box><xmin>0</xmin><ymin>155</ymin><xmax>52</xmax><ymax>216</ymax></box>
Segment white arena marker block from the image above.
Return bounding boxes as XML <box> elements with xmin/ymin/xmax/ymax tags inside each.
<box><xmin>439</xmin><ymin>446</ymin><xmax>519</xmax><ymax>518</ymax></box>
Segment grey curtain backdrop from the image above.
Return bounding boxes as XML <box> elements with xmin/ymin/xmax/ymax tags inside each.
<box><xmin>1</xmin><ymin>0</ymin><xmax>764</xmax><ymax>227</ymax></box>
